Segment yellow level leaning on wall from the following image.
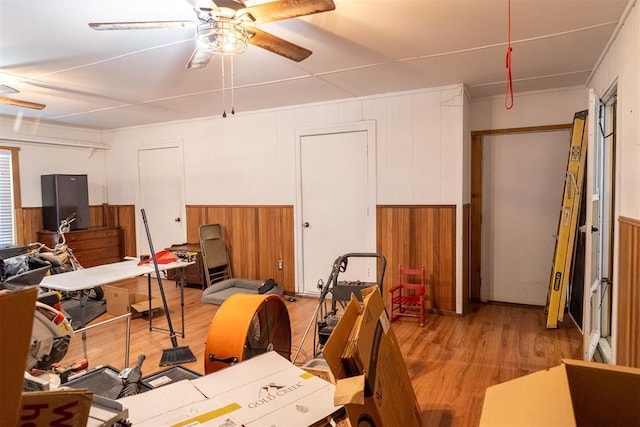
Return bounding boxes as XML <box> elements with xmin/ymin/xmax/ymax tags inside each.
<box><xmin>545</xmin><ymin>109</ymin><xmax>588</xmax><ymax>328</ymax></box>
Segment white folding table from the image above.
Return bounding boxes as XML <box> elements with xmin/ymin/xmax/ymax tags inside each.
<box><xmin>40</xmin><ymin>259</ymin><xmax>193</xmax><ymax>367</ymax></box>
<box><xmin>39</xmin><ymin>259</ymin><xmax>192</xmax><ymax>292</ymax></box>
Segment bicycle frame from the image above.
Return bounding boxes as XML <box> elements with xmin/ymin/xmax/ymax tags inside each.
<box><xmin>29</xmin><ymin>214</ymin><xmax>103</xmax><ymax>301</ymax></box>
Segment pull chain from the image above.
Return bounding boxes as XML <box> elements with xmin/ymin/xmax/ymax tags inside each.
<box><xmin>221</xmin><ymin>54</ymin><xmax>227</xmax><ymax>118</ymax></box>
<box><xmin>231</xmin><ymin>55</ymin><xmax>235</xmax><ymax>115</ymax></box>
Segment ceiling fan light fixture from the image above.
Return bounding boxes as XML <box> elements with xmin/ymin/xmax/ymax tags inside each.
<box><xmin>196</xmin><ymin>19</ymin><xmax>248</xmax><ymax>55</ymax></box>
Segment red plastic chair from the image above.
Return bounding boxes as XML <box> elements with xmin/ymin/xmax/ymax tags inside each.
<box><xmin>389</xmin><ymin>265</ymin><xmax>427</xmax><ymax>326</ymax></box>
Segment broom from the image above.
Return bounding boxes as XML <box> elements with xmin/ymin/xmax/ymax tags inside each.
<box><xmin>141</xmin><ymin>208</ymin><xmax>196</xmax><ymax>366</ymax></box>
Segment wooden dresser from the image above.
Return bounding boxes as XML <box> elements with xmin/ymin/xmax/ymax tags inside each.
<box><xmin>37</xmin><ymin>227</ymin><xmax>124</xmax><ymax>268</ymax></box>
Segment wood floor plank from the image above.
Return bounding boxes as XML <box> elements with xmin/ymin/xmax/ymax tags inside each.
<box><xmin>60</xmin><ymin>278</ymin><xmax>582</xmax><ymax>426</ymax></box>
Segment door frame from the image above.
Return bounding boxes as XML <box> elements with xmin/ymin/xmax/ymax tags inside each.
<box><xmin>583</xmin><ymin>86</ymin><xmax>617</xmax><ymax>363</ymax></box>
<box><xmin>135</xmin><ymin>140</ymin><xmax>186</xmax><ymax>256</ymax></box>
<box><xmin>470</xmin><ymin>124</ymin><xmax>573</xmax><ymax>303</ymax></box>
<box><xmin>294</xmin><ymin>121</ymin><xmax>377</xmax><ymax>294</ymax></box>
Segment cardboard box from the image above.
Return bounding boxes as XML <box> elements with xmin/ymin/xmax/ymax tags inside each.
<box><xmin>103</xmin><ymin>284</ymin><xmax>163</xmax><ymax>318</ymax></box>
<box><xmin>1</xmin><ymin>287</ymin><xmax>38</xmax><ymax>426</ymax></box>
<box><xmin>1</xmin><ymin>287</ymin><xmax>93</xmax><ymax>427</ymax></box>
<box><xmin>303</xmin><ymin>357</ymin><xmax>336</xmax><ymax>384</ymax></box>
<box><xmin>323</xmin><ymin>286</ymin><xmax>422</xmax><ymax>427</ymax></box>
<box><xmin>480</xmin><ymin>359</ymin><xmax>640</xmax><ymax>426</ymax></box>
<box><xmin>20</xmin><ymin>389</ymin><xmax>93</xmax><ymax>427</ymax></box>
<box><xmin>119</xmin><ymin>351</ymin><xmax>342</xmax><ymax>426</ymax></box>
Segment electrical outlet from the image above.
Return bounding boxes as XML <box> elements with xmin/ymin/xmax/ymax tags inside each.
<box><xmin>277</xmin><ymin>260</ymin><xmax>284</xmax><ymax>270</ymax></box>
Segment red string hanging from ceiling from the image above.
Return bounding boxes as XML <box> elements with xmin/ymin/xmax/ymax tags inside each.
<box><xmin>505</xmin><ymin>0</ymin><xmax>514</xmax><ymax>109</ymax></box>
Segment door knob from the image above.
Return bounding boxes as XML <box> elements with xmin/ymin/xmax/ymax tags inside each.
<box><xmin>303</xmin><ymin>222</ymin><xmax>310</xmax><ymax>228</ymax></box>
<box><xmin>175</xmin><ymin>217</ymin><xmax>181</xmax><ymax>222</ymax></box>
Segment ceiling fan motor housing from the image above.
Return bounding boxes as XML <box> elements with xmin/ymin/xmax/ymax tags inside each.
<box><xmin>196</xmin><ymin>19</ymin><xmax>249</xmax><ymax>54</ymax></box>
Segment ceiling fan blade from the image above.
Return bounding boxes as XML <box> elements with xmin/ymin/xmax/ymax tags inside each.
<box><xmin>247</xmin><ymin>26</ymin><xmax>311</xmax><ymax>62</ymax></box>
<box><xmin>0</xmin><ymin>84</ymin><xmax>18</xmax><ymax>95</ymax></box>
<box><xmin>0</xmin><ymin>96</ymin><xmax>46</xmax><ymax>110</ymax></box>
<box><xmin>186</xmin><ymin>47</ymin><xmax>216</xmax><ymax>69</ymax></box>
<box><xmin>89</xmin><ymin>21</ymin><xmax>196</xmax><ymax>31</ymax></box>
<box><xmin>243</xmin><ymin>0</ymin><xmax>335</xmax><ymax>25</ymax></box>
<box><xmin>184</xmin><ymin>0</ymin><xmax>218</xmax><ymax>11</ymax></box>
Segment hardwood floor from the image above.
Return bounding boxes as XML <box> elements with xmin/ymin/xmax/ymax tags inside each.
<box><xmin>61</xmin><ymin>277</ymin><xmax>583</xmax><ymax>426</ymax></box>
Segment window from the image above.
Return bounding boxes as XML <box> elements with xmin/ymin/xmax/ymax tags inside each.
<box><xmin>0</xmin><ymin>147</ymin><xmax>19</xmax><ymax>246</ymax></box>
<box><xmin>596</xmin><ymin>90</ymin><xmax>616</xmax><ymax>362</ymax></box>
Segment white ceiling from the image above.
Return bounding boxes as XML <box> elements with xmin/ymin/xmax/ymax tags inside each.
<box><xmin>0</xmin><ymin>0</ymin><xmax>632</xmax><ymax>130</ymax></box>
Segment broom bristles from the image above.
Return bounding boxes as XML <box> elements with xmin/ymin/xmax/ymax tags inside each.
<box><xmin>160</xmin><ymin>345</ymin><xmax>197</xmax><ymax>367</ymax></box>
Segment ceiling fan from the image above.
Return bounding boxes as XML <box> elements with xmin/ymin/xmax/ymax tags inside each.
<box><xmin>0</xmin><ymin>85</ymin><xmax>46</xmax><ymax>110</ymax></box>
<box><xmin>88</xmin><ymin>0</ymin><xmax>336</xmax><ymax>69</ymax></box>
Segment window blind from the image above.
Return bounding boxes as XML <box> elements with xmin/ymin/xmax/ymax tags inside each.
<box><xmin>0</xmin><ymin>150</ymin><xmax>15</xmax><ymax>246</ymax></box>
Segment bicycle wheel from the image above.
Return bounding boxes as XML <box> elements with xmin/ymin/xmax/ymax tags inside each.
<box><xmin>86</xmin><ymin>286</ymin><xmax>104</xmax><ymax>301</ymax></box>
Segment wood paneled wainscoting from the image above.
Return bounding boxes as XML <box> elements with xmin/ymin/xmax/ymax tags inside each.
<box><xmin>618</xmin><ymin>216</ymin><xmax>640</xmax><ymax>367</ymax></box>
<box><xmin>186</xmin><ymin>205</ymin><xmax>295</xmax><ymax>293</ymax></box>
<box><xmin>21</xmin><ymin>203</ymin><xmax>457</xmax><ymax>311</ymax></box>
<box><xmin>185</xmin><ymin>205</ymin><xmax>458</xmax><ymax>310</ymax></box>
<box><xmin>19</xmin><ymin>204</ymin><xmax>137</xmax><ymax>257</ymax></box>
<box><xmin>377</xmin><ymin>205</ymin><xmax>456</xmax><ymax>314</ymax></box>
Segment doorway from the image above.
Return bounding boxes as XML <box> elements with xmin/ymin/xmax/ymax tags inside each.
<box><xmin>136</xmin><ymin>143</ymin><xmax>186</xmax><ymax>255</ymax></box>
<box><xmin>482</xmin><ymin>131</ymin><xmax>570</xmax><ymax>305</ymax></box>
<box><xmin>470</xmin><ymin>124</ymin><xmax>573</xmax><ymax>304</ymax></box>
<box><xmin>295</xmin><ymin>122</ymin><xmax>377</xmax><ymax>295</ymax></box>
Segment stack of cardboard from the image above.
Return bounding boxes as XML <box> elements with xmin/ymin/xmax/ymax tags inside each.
<box><xmin>0</xmin><ymin>287</ymin><xmax>94</xmax><ymax>426</ymax></box>
<box><xmin>323</xmin><ymin>286</ymin><xmax>422</xmax><ymax>426</ymax></box>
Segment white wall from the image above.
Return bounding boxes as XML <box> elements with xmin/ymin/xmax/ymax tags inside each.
<box><xmin>0</xmin><ymin>80</ymin><xmax>594</xmax><ymax>317</ymax></box>
<box><xmin>16</xmin><ymin>144</ymin><xmax>107</xmax><ymax>207</ymax></box>
<box><xmin>0</xmin><ymin>118</ymin><xmax>108</xmax><ymax>207</ymax></box>
<box><xmin>585</xmin><ymin>0</ymin><xmax>640</xmax><ymax>363</ymax></box>
<box><xmin>103</xmin><ymin>84</ymin><xmax>467</xmax><ymax>310</ymax></box>
<box><xmin>589</xmin><ymin>0</ymin><xmax>640</xmax><ymax>220</ymax></box>
<box><xmin>471</xmin><ymin>87</ymin><xmax>589</xmax><ymax>130</ymax></box>
<box><xmin>482</xmin><ymin>131</ymin><xmax>570</xmax><ymax>306</ymax></box>
<box><xmin>0</xmin><ymin>85</ymin><xmax>466</xmax><ymax>310</ymax></box>
<box><xmin>103</xmin><ymin>85</ymin><xmax>466</xmax><ymax>207</ymax></box>
<box><xmin>0</xmin><ymin>116</ymin><xmax>105</xmax><ymax>145</ymax></box>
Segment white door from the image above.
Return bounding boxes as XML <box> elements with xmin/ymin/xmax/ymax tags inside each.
<box><xmin>296</xmin><ymin>124</ymin><xmax>376</xmax><ymax>295</ymax></box>
<box><xmin>482</xmin><ymin>131</ymin><xmax>570</xmax><ymax>305</ymax></box>
<box><xmin>137</xmin><ymin>145</ymin><xmax>186</xmax><ymax>255</ymax></box>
